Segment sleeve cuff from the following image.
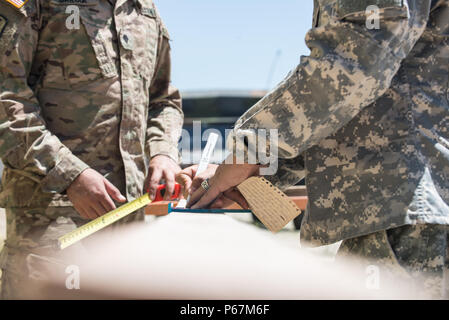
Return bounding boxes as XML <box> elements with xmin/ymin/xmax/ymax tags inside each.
<box><xmin>41</xmin><ymin>153</ymin><xmax>90</xmax><ymax>194</ymax></box>
<box><xmin>225</xmin><ymin>129</ymin><xmax>266</xmax><ymax>165</ymax></box>
<box><xmin>148</xmin><ymin>140</ymin><xmax>180</xmax><ymax>164</ymax></box>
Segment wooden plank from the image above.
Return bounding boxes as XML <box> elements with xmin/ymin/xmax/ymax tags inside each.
<box><xmin>145</xmin><ymin>196</ymin><xmax>308</xmax><ymax>216</ymax></box>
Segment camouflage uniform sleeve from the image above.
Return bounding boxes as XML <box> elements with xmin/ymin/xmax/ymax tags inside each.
<box><xmin>146</xmin><ymin>18</ymin><xmax>183</xmax><ymax>164</ymax></box>
<box><xmin>264</xmin><ymin>155</ymin><xmax>306</xmax><ymax>191</ymax></box>
<box><xmin>0</xmin><ymin>2</ymin><xmax>89</xmax><ymax>194</ymax></box>
<box><xmin>230</xmin><ymin>0</ymin><xmax>432</xmax><ymax>165</ymax></box>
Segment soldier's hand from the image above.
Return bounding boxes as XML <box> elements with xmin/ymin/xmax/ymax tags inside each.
<box><xmin>188</xmin><ymin>161</ymin><xmax>260</xmax><ymax>210</ymax></box>
<box><xmin>67</xmin><ymin>168</ymin><xmax>127</xmax><ymax>220</ymax></box>
<box><xmin>187</xmin><ymin>164</ymin><xmax>259</xmax><ymax>209</ymax></box>
<box><xmin>145</xmin><ymin>155</ymin><xmax>181</xmax><ymax>201</ymax></box>
<box><xmin>175</xmin><ymin>164</ymin><xmax>219</xmax><ymax>198</ymax></box>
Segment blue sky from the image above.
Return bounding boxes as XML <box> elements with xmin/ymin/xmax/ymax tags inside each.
<box><xmin>155</xmin><ymin>0</ymin><xmax>314</xmax><ymax>92</ymax></box>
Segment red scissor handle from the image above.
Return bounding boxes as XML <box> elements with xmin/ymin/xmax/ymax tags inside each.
<box><xmin>154</xmin><ymin>183</ymin><xmax>182</xmax><ymax>202</ymax></box>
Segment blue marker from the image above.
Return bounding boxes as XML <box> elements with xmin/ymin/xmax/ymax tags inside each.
<box><xmin>168</xmin><ymin>203</ymin><xmax>251</xmax><ymax>214</ymax></box>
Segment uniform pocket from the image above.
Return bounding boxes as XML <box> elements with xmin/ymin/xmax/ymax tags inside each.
<box><xmin>337</xmin><ymin>0</ymin><xmax>405</xmax><ymax>15</ymax></box>
<box><xmin>46</xmin><ymin>1</ymin><xmax>118</xmax><ymax>87</ymax></box>
<box><xmin>77</xmin><ymin>7</ymin><xmax>118</xmax><ymax>80</ymax></box>
<box><xmin>336</xmin><ymin>0</ymin><xmax>408</xmax><ymax>22</ymax></box>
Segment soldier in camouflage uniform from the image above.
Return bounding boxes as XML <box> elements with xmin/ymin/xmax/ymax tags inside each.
<box><xmin>0</xmin><ymin>0</ymin><xmax>183</xmax><ymax>299</ymax></box>
<box><xmin>184</xmin><ymin>0</ymin><xmax>449</xmax><ymax>298</ymax></box>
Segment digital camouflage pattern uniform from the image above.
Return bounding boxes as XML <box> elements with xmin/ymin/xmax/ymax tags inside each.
<box><xmin>230</xmin><ymin>0</ymin><xmax>449</xmax><ymax>298</ymax></box>
<box><xmin>0</xmin><ymin>0</ymin><xmax>183</xmax><ymax>298</ymax></box>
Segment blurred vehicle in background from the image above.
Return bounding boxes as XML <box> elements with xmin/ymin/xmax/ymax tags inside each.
<box><xmin>180</xmin><ymin>90</ymin><xmax>267</xmax><ymax>166</ymax></box>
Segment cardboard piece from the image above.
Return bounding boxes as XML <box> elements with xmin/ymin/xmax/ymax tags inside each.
<box><xmin>237</xmin><ymin>177</ymin><xmax>302</xmax><ymax>232</ymax></box>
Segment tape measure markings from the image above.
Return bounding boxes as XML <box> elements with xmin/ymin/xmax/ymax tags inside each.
<box><xmin>58</xmin><ymin>193</ymin><xmax>152</xmax><ymax>250</ymax></box>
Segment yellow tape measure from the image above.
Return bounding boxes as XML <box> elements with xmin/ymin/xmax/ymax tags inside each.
<box><xmin>58</xmin><ymin>193</ymin><xmax>152</xmax><ymax>250</ymax></box>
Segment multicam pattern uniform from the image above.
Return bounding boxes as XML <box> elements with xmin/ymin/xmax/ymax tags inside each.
<box><xmin>230</xmin><ymin>0</ymin><xmax>449</xmax><ymax>297</ymax></box>
<box><xmin>0</xmin><ymin>0</ymin><xmax>183</xmax><ymax>298</ymax></box>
